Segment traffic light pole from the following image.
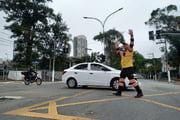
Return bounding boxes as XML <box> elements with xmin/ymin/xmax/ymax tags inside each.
<box><xmin>164</xmin><ymin>38</ymin><xmax>171</xmax><ymax>83</ymax></box>
<box><xmin>52</xmin><ymin>39</ymin><xmax>56</xmax><ymax>82</ymax></box>
<box><xmin>148</xmin><ymin>30</ymin><xmax>172</xmax><ymax>83</ymax></box>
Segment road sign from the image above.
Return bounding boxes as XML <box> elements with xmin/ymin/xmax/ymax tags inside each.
<box><xmin>32</xmin><ymin>61</ymin><xmax>39</xmax><ymax>64</ymax></box>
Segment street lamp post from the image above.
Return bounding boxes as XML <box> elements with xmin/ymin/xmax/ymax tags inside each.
<box><xmin>85</xmin><ymin>48</ymin><xmax>92</xmax><ymax>62</ymax></box>
<box><xmin>83</xmin><ymin>8</ymin><xmax>123</xmax><ymax>54</ymax></box>
<box><xmin>52</xmin><ymin>39</ymin><xmax>56</xmax><ymax>82</ymax></box>
<box><xmin>148</xmin><ymin>53</ymin><xmax>157</xmax><ymax>80</ymax></box>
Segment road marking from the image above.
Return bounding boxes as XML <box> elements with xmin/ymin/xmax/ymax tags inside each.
<box><xmin>152</xmin><ymin>85</ymin><xmax>179</xmax><ymax>89</ymax></box>
<box><xmin>0</xmin><ymin>96</ymin><xmax>24</xmax><ymax>99</ymax></box>
<box><xmin>116</xmin><ymin>91</ymin><xmax>180</xmax><ymax>111</ymax></box>
<box><xmin>58</xmin><ymin>96</ymin><xmax>132</xmax><ymax>107</ymax></box>
<box><xmin>4</xmin><ymin>90</ymin><xmax>96</xmax><ymax>120</ymax></box>
<box><xmin>130</xmin><ymin>91</ymin><xmax>180</xmax><ymax>111</ymax></box>
<box><xmin>144</xmin><ymin>91</ymin><xmax>180</xmax><ymax>97</ymax></box>
<box><xmin>139</xmin><ymin>98</ymin><xmax>180</xmax><ymax>111</ymax></box>
<box><xmin>3</xmin><ymin>90</ymin><xmax>180</xmax><ymax>120</ymax></box>
<box><xmin>3</xmin><ymin>89</ymin><xmax>132</xmax><ymax>120</ymax></box>
<box><xmin>142</xmin><ymin>87</ymin><xmax>165</xmax><ymax>92</ymax></box>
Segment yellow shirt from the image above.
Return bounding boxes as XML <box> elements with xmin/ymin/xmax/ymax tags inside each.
<box><xmin>120</xmin><ymin>51</ymin><xmax>134</xmax><ymax>68</ymax></box>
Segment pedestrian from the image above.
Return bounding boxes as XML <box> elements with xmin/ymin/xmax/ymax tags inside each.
<box><xmin>113</xmin><ymin>29</ymin><xmax>143</xmax><ymax>98</ymax></box>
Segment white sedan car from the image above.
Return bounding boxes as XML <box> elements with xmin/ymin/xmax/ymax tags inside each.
<box><xmin>62</xmin><ymin>62</ymin><xmax>134</xmax><ymax>90</ymax></box>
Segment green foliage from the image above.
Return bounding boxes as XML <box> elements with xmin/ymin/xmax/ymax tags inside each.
<box><xmin>145</xmin><ymin>4</ymin><xmax>178</xmax><ymax>29</ymax></box>
<box><xmin>145</xmin><ymin>4</ymin><xmax>180</xmax><ymax>76</ymax></box>
<box><xmin>0</xmin><ymin>0</ymin><xmax>54</xmax><ymax>66</ymax></box>
<box><xmin>0</xmin><ymin>0</ymin><xmax>70</xmax><ymax>70</ymax></box>
<box><xmin>168</xmin><ymin>36</ymin><xmax>180</xmax><ymax>68</ymax></box>
<box><xmin>93</xmin><ymin>29</ymin><xmax>125</xmax><ymax>67</ymax></box>
<box><xmin>133</xmin><ymin>51</ymin><xmax>146</xmax><ymax>72</ymax></box>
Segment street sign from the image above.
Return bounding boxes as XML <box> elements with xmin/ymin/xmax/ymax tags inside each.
<box><xmin>32</xmin><ymin>61</ymin><xmax>39</xmax><ymax>64</ymax></box>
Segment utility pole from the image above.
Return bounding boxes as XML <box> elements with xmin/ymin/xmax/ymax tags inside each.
<box><xmin>164</xmin><ymin>38</ymin><xmax>171</xmax><ymax>83</ymax></box>
<box><xmin>52</xmin><ymin>39</ymin><xmax>56</xmax><ymax>82</ymax></box>
<box><xmin>147</xmin><ymin>53</ymin><xmax>157</xmax><ymax>80</ymax></box>
<box><xmin>148</xmin><ymin>30</ymin><xmax>172</xmax><ymax>82</ymax></box>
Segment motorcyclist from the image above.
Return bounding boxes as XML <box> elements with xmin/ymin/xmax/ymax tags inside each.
<box><xmin>28</xmin><ymin>66</ymin><xmax>37</xmax><ymax>82</ymax></box>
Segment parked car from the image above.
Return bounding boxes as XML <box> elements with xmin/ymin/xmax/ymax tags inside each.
<box><xmin>62</xmin><ymin>62</ymin><xmax>136</xmax><ymax>90</ymax></box>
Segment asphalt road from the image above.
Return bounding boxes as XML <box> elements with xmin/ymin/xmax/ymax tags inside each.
<box><xmin>0</xmin><ymin>79</ymin><xmax>180</xmax><ymax>120</ymax></box>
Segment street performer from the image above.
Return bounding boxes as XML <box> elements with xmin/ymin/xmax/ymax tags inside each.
<box><xmin>113</xmin><ymin>29</ymin><xmax>143</xmax><ymax>98</ymax></box>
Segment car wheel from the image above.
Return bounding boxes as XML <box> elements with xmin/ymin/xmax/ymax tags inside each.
<box><xmin>67</xmin><ymin>78</ymin><xmax>77</xmax><ymax>88</ymax></box>
<box><xmin>24</xmin><ymin>77</ymin><xmax>30</xmax><ymax>85</ymax></box>
<box><xmin>111</xmin><ymin>79</ymin><xmax>119</xmax><ymax>91</ymax></box>
<box><xmin>36</xmin><ymin>77</ymin><xmax>42</xmax><ymax>85</ymax></box>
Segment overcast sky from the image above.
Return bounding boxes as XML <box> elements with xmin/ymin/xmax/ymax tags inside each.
<box><xmin>0</xmin><ymin>0</ymin><xmax>179</xmax><ymax>60</ymax></box>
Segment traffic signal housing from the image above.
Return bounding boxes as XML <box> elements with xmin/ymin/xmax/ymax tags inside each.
<box><xmin>101</xmin><ymin>55</ymin><xmax>106</xmax><ymax>63</ymax></box>
<box><xmin>63</xmin><ymin>47</ymin><xmax>69</xmax><ymax>53</ymax></box>
<box><xmin>156</xmin><ymin>30</ymin><xmax>161</xmax><ymax>39</ymax></box>
<box><xmin>148</xmin><ymin>31</ymin><xmax>154</xmax><ymax>40</ymax></box>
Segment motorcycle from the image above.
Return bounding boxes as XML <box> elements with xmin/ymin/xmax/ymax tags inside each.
<box><xmin>21</xmin><ymin>71</ymin><xmax>42</xmax><ymax>85</ymax></box>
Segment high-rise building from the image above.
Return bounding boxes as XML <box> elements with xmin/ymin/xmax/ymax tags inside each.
<box><xmin>73</xmin><ymin>35</ymin><xmax>87</xmax><ymax>57</ymax></box>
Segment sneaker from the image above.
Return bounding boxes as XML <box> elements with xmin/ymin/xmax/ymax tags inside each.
<box><xmin>134</xmin><ymin>93</ymin><xmax>143</xmax><ymax>98</ymax></box>
<box><xmin>113</xmin><ymin>92</ymin><xmax>121</xmax><ymax>96</ymax></box>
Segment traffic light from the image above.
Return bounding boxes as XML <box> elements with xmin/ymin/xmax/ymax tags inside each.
<box><xmin>63</xmin><ymin>47</ymin><xmax>69</xmax><ymax>53</ymax></box>
<box><xmin>148</xmin><ymin>31</ymin><xmax>154</xmax><ymax>40</ymax></box>
<box><xmin>156</xmin><ymin>30</ymin><xmax>161</xmax><ymax>39</ymax></box>
<box><xmin>63</xmin><ymin>43</ymin><xmax>70</xmax><ymax>54</ymax></box>
<box><xmin>101</xmin><ymin>55</ymin><xmax>106</xmax><ymax>63</ymax></box>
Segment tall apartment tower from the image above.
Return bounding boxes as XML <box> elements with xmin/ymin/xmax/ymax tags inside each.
<box><xmin>73</xmin><ymin>35</ymin><xmax>87</xmax><ymax>57</ymax></box>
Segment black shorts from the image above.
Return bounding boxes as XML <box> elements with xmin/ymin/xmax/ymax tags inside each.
<box><xmin>120</xmin><ymin>67</ymin><xmax>134</xmax><ymax>79</ymax></box>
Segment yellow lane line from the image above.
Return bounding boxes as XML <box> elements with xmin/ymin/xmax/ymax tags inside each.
<box><xmin>30</xmin><ymin>96</ymin><xmax>132</xmax><ymax>111</ymax></box>
<box><xmin>152</xmin><ymin>85</ymin><xmax>179</xmax><ymax>89</ymax></box>
<box><xmin>123</xmin><ymin>92</ymin><xmax>180</xmax><ymax>111</ymax></box>
<box><xmin>142</xmin><ymin>87</ymin><xmax>164</xmax><ymax>92</ymax></box>
<box><xmin>4</xmin><ymin>90</ymin><xmax>96</xmax><ymax>120</ymax></box>
<box><xmin>3</xmin><ymin>89</ymin><xmax>180</xmax><ymax>120</ymax></box>
<box><xmin>144</xmin><ymin>91</ymin><xmax>180</xmax><ymax>97</ymax></box>
<box><xmin>58</xmin><ymin>96</ymin><xmax>132</xmax><ymax>107</ymax></box>
<box><xmin>29</xmin><ymin>90</ymin><xmax>95</xmax><ymax>111</ymax></box>
<box><xmin>139</xmin><ymin>98</ymin><xmax>180</xmax><ymax>111</ymax></box>
<box><xmin>123</xmin><ymin>91</ymin><xmax>180</xmax><ymax>97</ymax></box>
<box><xmin>48</xmin><ymin>101</ymin><xmax>58</xmax><ymax>115</ymax></box>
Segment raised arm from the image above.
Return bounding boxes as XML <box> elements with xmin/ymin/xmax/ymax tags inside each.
<box><xmin>127</xmin><ymin>29</ymin><xmax>134</xmax><ymax>52</ymax></box>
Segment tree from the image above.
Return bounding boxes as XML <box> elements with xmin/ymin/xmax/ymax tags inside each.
<box><xmin>0</xmin><ymin>0</ymin><xmax>71</xmax><ymax>71</ymax></box>
<box><xmin>37</xmin><ymin>13</ymin><xmax>70</xmax><ymax>70</ymax></box>
<box><xmin>0</xmin><ymin>0</ymin><xmax>54</xmax><ymax>67</ymax></box>
<box><xmin>145</xmin><ymin>4</ymin><xmax>180</xmax><ymax>77</ymax></box>
<box><xmin>145</xmin><ymin>5</ymin><xmax>178</xmax><ymax>29</ymax></box>
<box><xmin>133</xmin><ymin>51</ymin><xmax>146</xmax><ymax>73</ymax></box>
<box><xmin>168</xmin><ymin>37</ymin><xmax>180</xmax><ymax>75</ymax></box>
<box><xmin>94</xmin><ymin>29</ymin><xmax>124</xmax><ymax>67</ymax></box>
